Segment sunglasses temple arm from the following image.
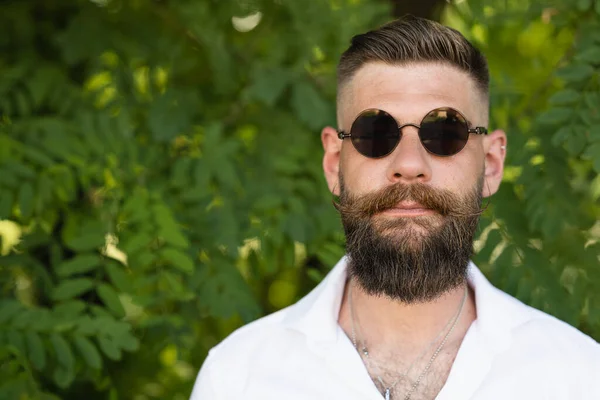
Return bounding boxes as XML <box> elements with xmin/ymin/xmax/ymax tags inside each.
<box><xmin>468</xmin><ymin>127</ymin><xmax>488</xmax><ymax>135</ymax></box>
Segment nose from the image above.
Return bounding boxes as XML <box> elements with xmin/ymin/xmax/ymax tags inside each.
<box><xmin>386</xmin><ymin>126</ymin><xmax>432</xmax><ymax>183</ymax></box>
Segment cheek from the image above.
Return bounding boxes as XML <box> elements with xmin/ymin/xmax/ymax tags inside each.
<box><xmin>340</xmin><ymin>152</ymin><xmax>390</xmax><ymax>194</ymax></box>
<box><xmin>433</xmin><ymin>152</ymin><xmax>484</xmax><ymax>191</ymax></box>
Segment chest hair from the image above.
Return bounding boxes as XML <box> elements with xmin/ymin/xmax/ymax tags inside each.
<box><xmin>363</xmin><ymin>341</ymin><xmax>461</xmax><ymax>400</ymax></box>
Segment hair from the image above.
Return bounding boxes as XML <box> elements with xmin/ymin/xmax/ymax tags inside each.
<box><xmin>337</xmin><ymin>15</ymin><xmax>489</xmax><ymax>101</ymax></box>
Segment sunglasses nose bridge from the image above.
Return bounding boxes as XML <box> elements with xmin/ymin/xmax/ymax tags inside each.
<box><xmin>397</xmin><ymin>123</ymin><xmax>421</xmax><ymax>139</ymax></box>
<box><xmin>392</xmin><ymin>123</ymin><xmax>427</xmax><ymax>156</ymax></box>
<box><xmin>398</xmin><ymin>123</ymin><xmax>421</xmax><ymax>132</ymax></box>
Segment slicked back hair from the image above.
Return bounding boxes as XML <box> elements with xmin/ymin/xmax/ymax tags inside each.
<box><xmin>337</xmin><ymin>15</ymin><xmax>489</xmax><ymax>103</ymax></box>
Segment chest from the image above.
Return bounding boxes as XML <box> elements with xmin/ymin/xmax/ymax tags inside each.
<box><xmin>237</xmin><ymin>337</ymin><xmax>584</xmax><ymax>400</ymax></box>
<box><xmin>361</xmin><ymin>344</ymin><xmax>459</xmax><ymax>400</ymax></box>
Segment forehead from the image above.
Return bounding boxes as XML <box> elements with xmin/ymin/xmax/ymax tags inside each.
<box><xmin>339</xmin><ymin>62</ymin><xmax>483</xmax><ymax>125</ymax></box>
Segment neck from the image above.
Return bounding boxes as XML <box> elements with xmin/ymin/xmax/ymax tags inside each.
<box><xmin>339</xmin><ymin>277</ymin><xmax>476</xmax><ymax>356</ymax></box>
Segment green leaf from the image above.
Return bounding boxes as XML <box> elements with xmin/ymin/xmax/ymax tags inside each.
<box><xmin>584</xmin><ymin>143</ymin><xmax>600</xmax><ymax>173</ymax></box>
<box><xmin>476</xmin><ymin>228</ymin><xmax>503</xmax><ymax>264</ymax></box>
<box><xmin>306</xmin><ymin>268</ymin><xmax>325</xmax><ymax>283</ymax></box>
<box><xmin>54</xmin><ymin>300</ymin><xmax>87</xmax><ymax>317</ymax></box>
<box><xmin>55</xmin><ymin>254</ymin><xmax>101</xmax><ymax>277</ymax></box>
<box><xmin>160</xmin><ymin>271</ymin><xmax>193</xmax><ymax>300</ymax></box>
<box><xmin>170</xmin><ymin>158</ymin><xmax>193</xmax><ymax>189</ymax></box>
<box><xmin>537</xmin><ymin>107</ymin><xmax>573</xmax><ymax>125</ymax></box>
<box><xmin>37</xmin><ymin>172</ymin><xmax>54</xmax><ymax>206</ymax></box>
<box><xmin>552</xmin><ymin>126</ymin><xmax>571</xmax><ymax>147</ymax></box>
<box><xmin>316</xmin><ymin>241</ymin><xmax>345</xmax><ymax>269</ymax></box>
<box><xmin>52</xmin><ymin>278</ymin><xmax>95</xmax><ymax>301</ymax></box>
<box><xmin>193</xmin><ymin>160</ymin><xmax>211</xmax><ymax>188</ymax></box>
<box><xmin>120</xmin><ymin>233</ymin><xmax>152</xmax><ymax>256</ymax></box>
<box><xmin>25</xmin><ymin>331</ymin><xmax>46</xmax><ymax>370</ymax></box>
<box><xmin>162</xmin><ymin>228</ymin><xmax>190</xmax><ymax>249</ymax></box>
<box><xmin>564</xmin><ymin>128</ymin><xmax>587</xmax><ymax>155</ymax></box>
<box><xmin>577</xmin><ymin>0</ymin><xmax>591</xmax><ymax>11</ymax></box>
<box><xmin>73</xmin><ymin>335</ymin><xmax>102</xmax><ymax>369</ymax></box>
<box><xmin>121</xmin><ymin>191</ymin><xmax>149</xmax><ymax>219</ymax></box>
<box><xmin>160</xmin><ymin>247</ymin><xmax>195</xmax><ymax>275</ymax></box>
<box><xmin>0</xmin><ymin>300</ymin><xmax>22</xmax><ymax>324</ymax></box>
<box><xmin>21</xmin><ymin>145</ymin><xmax>55</xmax><ymax>168</ymax></box>
<box><xmin>246</xmin><ymin>67</ymin><xmax>292</xmax><ymax>106</ymax></box>
<box><xmin>583</xmin><ymin>92</ymin><xmax>600</xmax><ymax>110</ymax></box>
<box><xmin>98</xmin><ymin>336</ymin><xmax>121</xmax><ymax>361</ymax></box>
<box><xmin>6</xmin><ymin>329</ymin><xmax>25</xmax><ymax>355</ymax></box>
<box><xmin>283</xmin><ymin>213</ymin><xmax>307</xmax><ymax>243</ymax></box>
<box><xmin>61</xmin><ymin>216</ymin><xmax>106</xmax><ymax>252</ymax></box>
<box><xmin>548</xmin><ymin>89</ymin><xmax>580</xmax><ymax>106</ymax></box>
<box><xmin>148</xmin><ymin>90</ymin><xmax>194</xmax><ymax>142</ymax></box>
<box><xmin>577</xmin><ymin>46</ymin><xmax>600</xmax><ymax>64</ymax></box>
<box><xmin>291</xmin><ymin>82</ymin><xmax>332</xmax><ymax>130</ymax></box>
<box><xmin>96</xmin><ymin>283</ymin><xmax>125</xmax><ymax>318</ymax></box>
<box><xmin>17</xmin><ymin>181</ymin><xmax>34</xmax><ymax>220</ymax></box>
<box><xmin>16</xmin><ymin>89</ymin><xmax>32</xmax><ymax>116</ymax></box>
<box><xmin>153</xmin><ymin>203</ymin><xmax>189</xmax><ymax>248</ymax></box>
<box><xmin>74</xmin><ymin>315</ymin><xmax>96</xmax><ymax>336</ymax></box>
<box><xmin>4</xmin><ymin>161</ymin><xmax>36</xmax><ymax>180</ymax></box>
<box><xmin>53</xmin><ymin>366</ymin><xmax>74</xmax><ymax>389</ymax></box>
<box><xmin>0</xmin><ymin>190</ymin><xmax>14</xmax><ymax>219</ymax></box>
<box><xmin>556</xmin><ymin>63</ymin><xmax>595</xmax><ymax>83</ymax></box>
<box><xmin>133</xmin><ymin>252</ymin><xmax>157</xmax><ymax>268</ymax></box>
<box><xmin>113</xmin><ymin>332</ymin><xmax>139</xmax><ymax>352</ymax></box>
<box><xmin>50</xmin><ymin>333</ymin><xmax>74</xmax><ymax>371</ymax></box>
<box><xmin>52</xmin><ymin>165</ymin><xmax>76</xmax><ymax>202</ymax></box>
<box><xmin>105</xmin><ymin>261</ymin><xmax>133</xmax><ymax>293</ymax></box>
<box><xmin>26</xmin><ymin>309</ymin><xmax>53</xmax><ymax>332</ymax></box>
<box><xmin>66</xmin><ymin>233</ymin><xmax>105</xmax><ymax>252</ymax></box>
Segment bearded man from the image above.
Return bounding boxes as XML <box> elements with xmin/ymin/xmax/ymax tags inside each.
<box><xmin>191</xmin><ymin>16</ymin><xmax>600</xmax><ymax>400</ymax></box>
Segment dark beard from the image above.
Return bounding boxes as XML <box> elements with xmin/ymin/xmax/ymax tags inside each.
<box><xmin>336</xmin><ymin>176</ymin><xmax>483</xmax><ymax>304</ymax></box>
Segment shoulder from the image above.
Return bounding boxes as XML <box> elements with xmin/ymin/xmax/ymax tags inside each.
<box><xmin>514</xmin><ymin>305</ymin><xmax>600</xmax><ymax>359</ymax></box>
<box><xmin>190</xmin><ymin>306</ymin><xmax>300</xmax><ymax>399</ymax></box>
<box><xmin>211</xmin><ymin>305</ymin><xmax>297</xmax><ymax>360</ymax></box>
<box><xmin>496</xmin><ymin>292</ymin><xmax>600</xmax><ymax>381</ymax></box>
<box><xmin>471</xmin><ymin>264</ymin><xmax>599</xmax><ymax>363</ymax></box>
<box><xmin>471</xmin><ymin>266</ymin><xmax>599</xmax><ymax>382</ymax></box>
<box><xmin>191</xmin><ymin>259</ymin><xmax>348</xmax><ymax>399</ymax></box>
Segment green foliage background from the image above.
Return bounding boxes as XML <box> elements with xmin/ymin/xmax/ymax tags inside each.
<box><xmin>0</xmin><ymin>0</ymin><xmax>599</xmax><ymax>398</ymax></box>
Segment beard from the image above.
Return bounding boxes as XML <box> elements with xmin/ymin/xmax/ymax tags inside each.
<box><xmin>336</xmin><ymin>175</ymin><xmax>484</xmax><ymax>304</ymax></box>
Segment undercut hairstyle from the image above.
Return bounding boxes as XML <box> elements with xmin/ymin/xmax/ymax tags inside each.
<box><xmin>337</xmin><ymin>15</ymin><xmax>489</xmax><ymax>101</ymax></box>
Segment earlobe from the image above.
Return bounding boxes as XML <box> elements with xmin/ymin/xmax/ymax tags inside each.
<box><xmin>321</xmin><ymin>126</ymin><xmax>342</xmax><ymax>195</ymax></box>
<box><xmin>482</xmin><ymin>129</ymin><xmax>507</xmax><ymax>198</ymax></box>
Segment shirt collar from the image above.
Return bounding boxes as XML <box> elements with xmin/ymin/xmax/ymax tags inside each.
<box><xmin>283</xmin><ymin>256</ymin><xmax>535</xmax><ymax>352</ymax></box>
<box><xmin>283</xmin><ymin>256</ymin><xmax>349</xmax><ymax>345</ymax></box>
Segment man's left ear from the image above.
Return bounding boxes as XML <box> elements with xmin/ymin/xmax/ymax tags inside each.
<box><xmin>482</xmin><ymin>129</ymin><xmax>507</xmax><ymax>198</ymax></box>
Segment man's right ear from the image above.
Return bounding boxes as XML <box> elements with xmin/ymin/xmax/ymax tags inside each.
<box><xmin>321</xmin><ymin>126</ymin><xmax>342</xmax><ymax>196</ymax></box>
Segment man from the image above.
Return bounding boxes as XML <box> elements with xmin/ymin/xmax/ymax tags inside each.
<box><xmin>191</xmin><ymin>16</ymin><xmax>600</xmax><ymax>400</ymax></box>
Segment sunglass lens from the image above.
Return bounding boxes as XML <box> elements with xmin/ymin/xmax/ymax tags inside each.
<box><xmin>350</xmin><ymin>109</ymin><xmax>399</xmax><ymax>158</ymax></box>
<box><xmin>419</xmin><ymin>108</ymin><xmax>469</xmax><ymax>156</ymax></box>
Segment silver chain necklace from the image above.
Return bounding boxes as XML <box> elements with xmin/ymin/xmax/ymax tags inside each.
<box><xmin>349</xmin><ymin>287</ymin><xmax>456</xmax><ymax>394</ymax></box>
<box><xmin>348</xmin><ymin>284</ymin><xmax>468</xmax><ymax>400</ymax></box>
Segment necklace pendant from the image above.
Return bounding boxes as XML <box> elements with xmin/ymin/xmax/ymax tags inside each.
<box><xmin>385</xmin><ymin>388</ymin><xmax>390</xmax><ymax>400</ymax></box>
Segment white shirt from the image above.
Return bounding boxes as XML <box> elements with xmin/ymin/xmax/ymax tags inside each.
<box><xmin>191</xmin><ymin>257</ymin><xmax>600</xmax><ymax>399</ymax></box>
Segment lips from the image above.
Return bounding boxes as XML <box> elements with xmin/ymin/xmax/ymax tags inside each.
<box><xmin>392</xmin><ymin>201</ymin><xmax>430</xmax><ymax>210</ymax></box>
<box><xmin>381</xmin><ymin>201</ymin><xmax>435</xmax><ymax>217</ymax></box>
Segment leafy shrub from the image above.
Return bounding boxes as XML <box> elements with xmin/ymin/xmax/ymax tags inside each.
<box><xmin>0</xmin><ymin>0</ymin><xmax>599</xmax><ymax>398</ymax></box>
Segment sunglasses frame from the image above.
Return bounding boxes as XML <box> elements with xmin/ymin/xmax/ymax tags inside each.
<box><xmin>337</xmin><ymin>107</ymin><xmax>488</xmax><ymax>158</ymax></box>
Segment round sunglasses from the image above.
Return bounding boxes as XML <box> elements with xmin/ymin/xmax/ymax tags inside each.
<box><xmin>337</xmin><ymin>107</ymin><xmax>488</xmax><ymax>158</ymax></box>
